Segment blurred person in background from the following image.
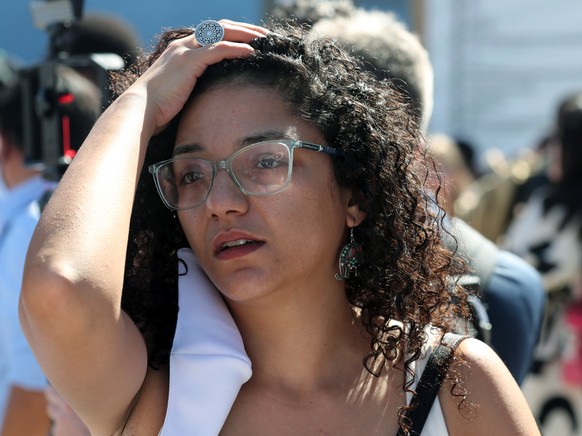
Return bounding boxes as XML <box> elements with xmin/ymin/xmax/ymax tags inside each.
<box><xmin>426</xmin><ymin>133</ymin><xmax>476</xmax><ymax>217</ymax></box>
<box><xmin>455</xmin><ymin>136</ymin><xmax>481</xmax><ymax>180</ymax></box>
<box><xmin>61</xmin><ymin>13</ymin><xmax>141</xmax><ymax>68</ymax></box>
<box><xmin>502</xmin><ymin>93</ymin><xmax>582</xmax><ymax>372</ymax></box>
<box><xmin>271</xmin><ymin>0</ymin><xmax>546</xmax><ymax>385</ymax></box>
<box><xmin>270</xmin><ymin>0</ymin><xmax>355</xmax><ymax>26</ymax></box>
<box><xmin>455</xmin><ymin>135</ymin><xmax>551</xmax><ymax>244</ymax></box>
<box><xmin>0</xmin><ymin>53</ymin><xmax>100</xmax><ymax>435</ymax></box>
<box><xmin>501</xmin><ymin>91</ymin><xmax>582</xmax><ymax>434</ymax></box>
<box><xmin>503</xmin><ymin>92</ymin><xmax>582</xmax><ymax>315</ymax></box>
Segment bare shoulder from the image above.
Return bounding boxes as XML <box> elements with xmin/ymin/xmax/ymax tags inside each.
<box><xmin>438</xmin><ymin>337</ymin><xmax>540</xmax><ymax>436</ymax></box>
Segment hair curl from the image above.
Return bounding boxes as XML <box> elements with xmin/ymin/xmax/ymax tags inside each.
<box><xmin>115</xmin><ymin>20</ymin><xmax>468</xmax><ymax>424</ymax></box>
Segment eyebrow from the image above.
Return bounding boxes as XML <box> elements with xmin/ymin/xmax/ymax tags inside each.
<box><xmin>173</xmin><ymin>130</ymin><xmax>295</xmax><ymax>157</ymax></box>
<box><xmin>173</xmin><ymin>143</ymin><xmax>203</xmax><ymax>156</ymax></box>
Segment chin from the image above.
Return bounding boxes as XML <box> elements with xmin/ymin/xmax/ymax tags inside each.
<box><xmin>211</xmin><ymin>269</ymin><xmax>275</xmax><ymax>303</ymax></box>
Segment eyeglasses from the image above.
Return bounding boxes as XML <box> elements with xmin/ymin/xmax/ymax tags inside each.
<box><xmin>149</xmin><ymin>139</ymin><xmax>344</xmax><ymax>211</ymax></box>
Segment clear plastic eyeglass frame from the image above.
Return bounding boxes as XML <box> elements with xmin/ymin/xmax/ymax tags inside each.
<box><xmin>149</xmin><ymin>139</ymin><xmax>344</xmax><ymax>211</ymax></box>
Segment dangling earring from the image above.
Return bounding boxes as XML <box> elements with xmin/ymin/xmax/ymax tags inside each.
<box><xmin>335</xmin><ymin>227</ymin><xmax>363</xmax><ymax>280</ymax></box>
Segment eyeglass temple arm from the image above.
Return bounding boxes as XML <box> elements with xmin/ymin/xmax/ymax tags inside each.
<box><xmin>300</xmin><ymin>141</ymin><xmax>345</xmax><ymax>157</ymax></box>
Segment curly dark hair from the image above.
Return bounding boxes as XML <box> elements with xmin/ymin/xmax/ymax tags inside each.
<box><xmin>115</xmin><ymin>20</ymin><xmax>469</xmax><ymax>424</ymax></box>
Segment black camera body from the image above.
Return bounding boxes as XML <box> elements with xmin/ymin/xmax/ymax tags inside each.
<box><xmin>22</xmin><ymin>0</ymin><xmax>119</xmax><ymax>178</ymax></box>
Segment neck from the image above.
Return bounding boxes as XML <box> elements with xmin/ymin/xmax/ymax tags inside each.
<box><xmin>228</xmin><ymin>279</ymin><xmax>371</xmax><ymax>392</ymax></box>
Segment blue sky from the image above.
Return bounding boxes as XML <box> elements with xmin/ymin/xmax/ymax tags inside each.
<box><xmin>1</xmin><ymin>1</ymin><xmax>262</xmax><ymax>65</ymax></box>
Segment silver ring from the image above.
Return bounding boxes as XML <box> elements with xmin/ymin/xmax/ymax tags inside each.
<box><xmin>195</xmin><ymin>20</ymin><xmax>225</xmax><ymax>46</ymax></box>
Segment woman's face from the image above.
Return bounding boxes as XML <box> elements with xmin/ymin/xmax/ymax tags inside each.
<box><xmin>175</xmin><ymin>84</ymin><xmax>354</xmax><ymax>304</ymax></box>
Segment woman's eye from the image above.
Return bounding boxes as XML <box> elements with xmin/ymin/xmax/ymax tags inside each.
<box><xmin>179</xmin><ymin>171</ymin><xmax>204</xmax><ymax>185</ymax></box>
<box><xmin>256</xmin><ymin>152</ymin><xmax>285</xmax><ymax>169</ymax></box>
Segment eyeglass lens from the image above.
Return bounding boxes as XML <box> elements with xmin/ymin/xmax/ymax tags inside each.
<box><xmin>155</xmin><ymin>141</ymin><xmax>293</xmax><ymax>210</ymax></box>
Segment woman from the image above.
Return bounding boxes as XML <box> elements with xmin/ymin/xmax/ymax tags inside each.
<box><xmin>19</xmin><ymin>20</ymin><xmax>538</xmax><ymax>435</ymax></box>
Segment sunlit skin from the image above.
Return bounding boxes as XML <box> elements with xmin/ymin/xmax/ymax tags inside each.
<box><xmin>176</xmin><ymin>85</ymin><xmax>356</xmax><ymax>310</ymax></box>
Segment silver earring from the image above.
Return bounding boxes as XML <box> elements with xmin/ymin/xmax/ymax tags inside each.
<box><xmin>335</xmin><ymin>227</ymin><xmax>363</xmax><ymax>280</ymax></box>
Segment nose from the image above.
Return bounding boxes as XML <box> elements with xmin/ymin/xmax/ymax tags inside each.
<box><xmin>205</xmin><ymin>168</ymin><xmax>249</xmax><ymax>217</ymax></box>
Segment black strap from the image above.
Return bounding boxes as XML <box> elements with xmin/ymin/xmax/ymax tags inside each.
<box><xmin>396</xmin><ymin>332</ymin><xmax>467</xmax><ymax>436</ymax></box>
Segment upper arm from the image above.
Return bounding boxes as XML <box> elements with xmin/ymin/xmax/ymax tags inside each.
<box><xmin>439</xmin><ymin>338</ymin><xmax>540</xmax><ymax>436</ymax></box>
<box><xmin>19</xmin><ymin>269</ymin><xmax>149</xmax><ymax>435</ymax></box>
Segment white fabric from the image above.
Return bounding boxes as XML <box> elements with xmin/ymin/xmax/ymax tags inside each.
<box><xmin>406</xmin><ymin>327</ymin><xmax>450</xmax><ymax>436</ymax></box>
<box><xmin>159</xmin><ymin>248</ymin><xmax>252</xmax><ymax>436</ymax></box>
<box><xmin>0</xmin><ymin>175</ymin><xmax>55</xmax><ymax>426</ymax></box>
<box><xmin>503</xmin><ymin>191</ymin><xmax>582</xmax><ymax>295</ymax></box>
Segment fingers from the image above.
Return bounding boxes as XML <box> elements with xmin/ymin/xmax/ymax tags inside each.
<box><xmin>220</xmin><ymin>19</ymin><xmax>270</xmax><ymax>38</ymax></box>
<box><xmin>120</xmin><ymin>20</ymin><xmax>269</xmax><ymax>133</ymax></box>
<box><xmin>192</xmin><ymin>19</ymin><xmax>269</xmax><ymax>48</ymax></box>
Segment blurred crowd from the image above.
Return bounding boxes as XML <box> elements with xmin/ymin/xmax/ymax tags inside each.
<box><xmin>435</xmin><ymin>93</ymin><xmax>582</xmax><ymax>435</ymax></box>
<box><xmin>1</xmin><ymin>0</ymin><xmax>581</xmax><ymax>435</ymax></box>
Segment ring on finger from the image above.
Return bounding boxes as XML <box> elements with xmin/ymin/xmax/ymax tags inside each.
<box><xmin>194</xmin><ymin>20</ymin><xmax>225</xmax><ymax>46</ymax></box>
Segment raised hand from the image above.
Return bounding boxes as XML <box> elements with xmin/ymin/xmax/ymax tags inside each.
<box><xmin>123</xmin><ymin>20</ymin><xmax>269</xmax><ymax>134</ymax></box>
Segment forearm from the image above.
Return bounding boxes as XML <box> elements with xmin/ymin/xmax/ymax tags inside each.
<box><xmin>1</xmin><ymin>386</ymin><xmax>50</xmax><ymax>436</ymax></box>
<box><xmin>25</xmin><ymin>92</ymin><xmax>154</xmax><ymax>301</ymax></box>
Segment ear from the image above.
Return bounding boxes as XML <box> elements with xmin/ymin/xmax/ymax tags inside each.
<box><xmin>345</xmin><ymin>190</ymin><xmax>367</xmax><ymax>227</ymax></box>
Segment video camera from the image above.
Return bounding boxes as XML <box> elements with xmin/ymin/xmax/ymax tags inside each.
<box><xmin>21</xmin><ymin>0</ymin><xmax>124</xmax><ymax>179</ymax></box>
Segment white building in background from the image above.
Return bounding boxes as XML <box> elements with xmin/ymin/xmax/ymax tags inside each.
<box><xmin>422</xmin><ymin>0</ymin><xmax>582</xmax><ymax>160</ymax></box>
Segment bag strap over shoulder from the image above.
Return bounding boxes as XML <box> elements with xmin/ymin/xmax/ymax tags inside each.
<box><xmin>396</xmin><ymin>332</ymin><xmax>468</xmax><ymax>436</ymax></box>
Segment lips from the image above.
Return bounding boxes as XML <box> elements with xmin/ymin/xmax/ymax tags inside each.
<box><xmin>213</xmin><ymin>231</ymin><xmax>264</xmax><ymax>256</ymax></box>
